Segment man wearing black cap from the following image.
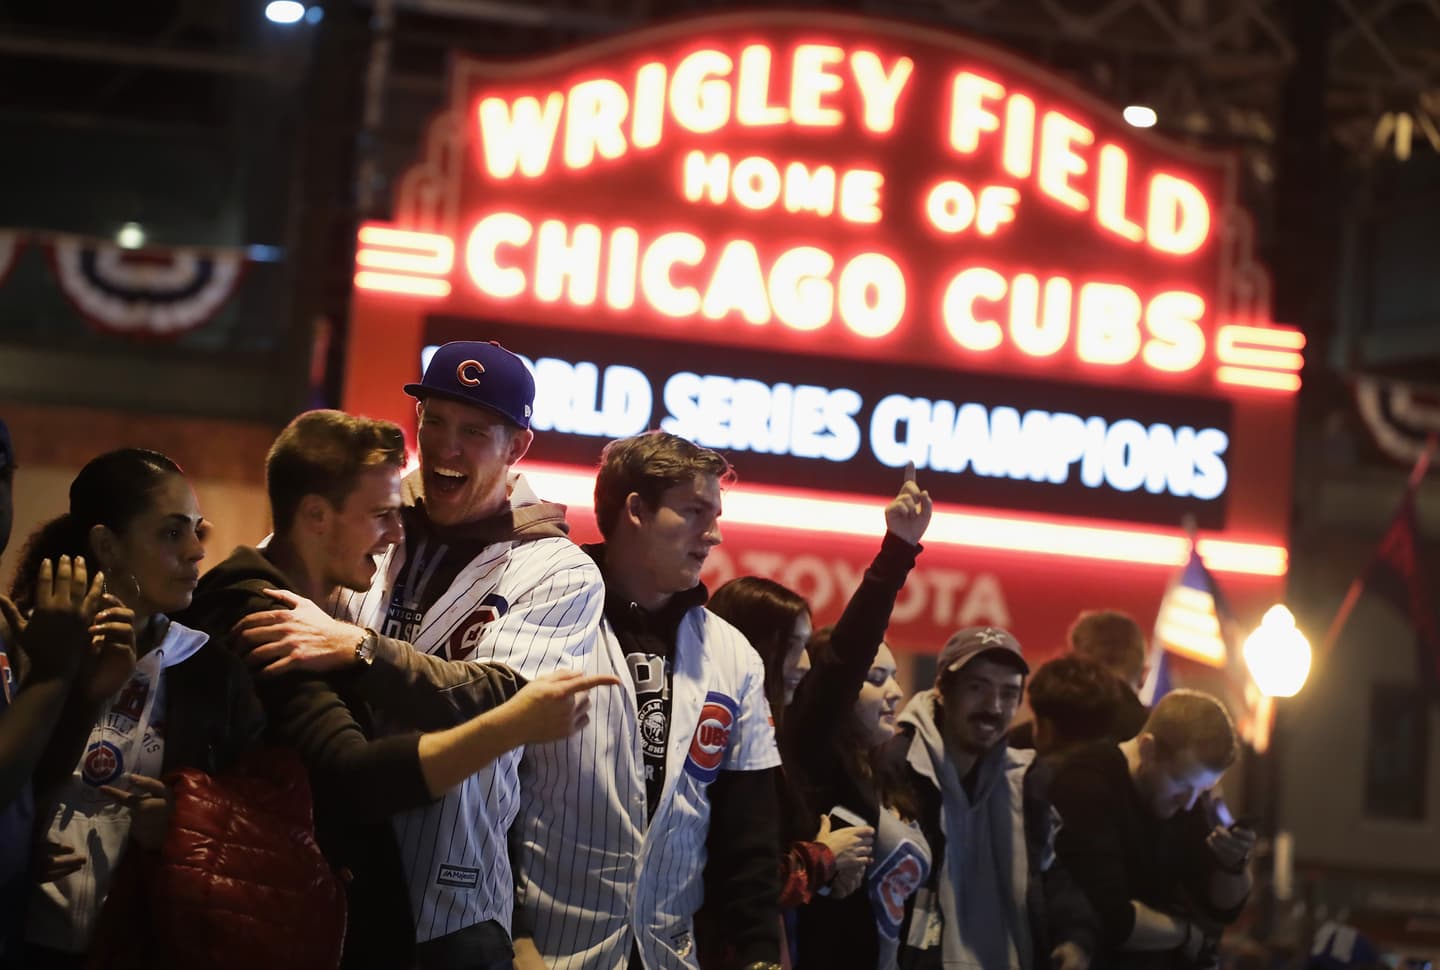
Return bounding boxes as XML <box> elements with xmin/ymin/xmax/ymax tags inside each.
<box><xmin>233</xmin><ymin>343</ymin><xmax>609</xmax><ymax>970</ymax></box>
<box><xmin>888</xmin><ymin>626</ymin><xmax>1098</xmax><ymax>970</ymax></box>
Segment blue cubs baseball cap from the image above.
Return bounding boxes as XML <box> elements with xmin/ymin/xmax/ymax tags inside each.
<box><xmin>404</xmin><ymin>340</ymin><xmax>535</xmax><ymax>430</ymax></box>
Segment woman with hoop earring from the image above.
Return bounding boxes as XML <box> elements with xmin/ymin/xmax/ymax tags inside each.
<box><xmin>7</xmin><ymin>448</ymin><xmax>262</xmax><ymax>967</ymax></box>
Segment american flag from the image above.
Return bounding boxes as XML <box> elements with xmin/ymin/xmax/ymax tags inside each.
<box><xmin>1152</xmin><ymin>546</ymin><xmax>1229</xmax><ymax>673</ymax></box>
<box><xmin>1142</xmin><ymin>542</ymin><xmax>1274</xmax><ymax>750</ymax></box>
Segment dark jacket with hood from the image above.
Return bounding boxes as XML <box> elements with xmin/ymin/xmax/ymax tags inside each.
<box><xmin>176</xmin><ymin>476</ymin><xmax>550</xmax><ymax>967</ymax></box>
<box><xmin>890</xmin><ymin>692</ymin><xmax>1099</xmax><ymax>970</ymax></box>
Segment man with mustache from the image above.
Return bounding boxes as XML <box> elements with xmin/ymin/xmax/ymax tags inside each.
<box><xmin>888</xmin><ymin>626</ymin><xmax>1098</xmax><ymax>970</ymax></box>
<box><xmin>1047</xmin><ymin>690</ymin><xmax>1253</xmax><ymax>970</ymax></box>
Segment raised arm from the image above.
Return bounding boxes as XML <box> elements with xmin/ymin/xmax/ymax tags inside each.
<box><xmin>786</xmin><ymin>465</ymin><xmax>930</xmax><ymax>752</ymax></box>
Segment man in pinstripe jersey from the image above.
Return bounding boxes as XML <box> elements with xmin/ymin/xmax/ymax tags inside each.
<box><xmin>510</xmin><ymin>432</ymin><xmax>783</xmax><ymax>970</ymax></box>
<box><xmin>234</xmin><ymin>341</ymin><xmax>610</xmax><ymax>970</ymax></box>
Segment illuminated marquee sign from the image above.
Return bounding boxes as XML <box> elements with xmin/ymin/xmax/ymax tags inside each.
<box><xmin>345</xmin><ymin>11</ymin><xmax>1301</xmax><ymax>610</ymax></box>
<box><xmin>358</xmin><ymin>13</ymin><xmax>1303</xmax><ymax>395</ymax></box>
<box><xmin>425</xmin><ymin>318</ymin><xmax>1232</xmax><ymax>527</ymax></box>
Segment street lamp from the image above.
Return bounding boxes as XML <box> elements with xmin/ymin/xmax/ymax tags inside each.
<box><xmin>1243</xmin><ymin>605</ymin><xmax>1312</xmax><ymax>698</ymax></box>
<box><xmin>265</xmin><ymin>1</ymin><xmax>306</xmax><ymax>24</ymax></box>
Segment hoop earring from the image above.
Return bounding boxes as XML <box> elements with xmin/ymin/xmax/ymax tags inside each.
<box><xmin>101</xmin><ymin>567</ymin><xmax>141</xmax><ymax>605</ymax></box>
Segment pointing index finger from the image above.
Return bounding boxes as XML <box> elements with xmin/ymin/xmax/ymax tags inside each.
<box><xmin>564</xmin><ymin>674</ymin><xmax>623</xmax><ymax>693</ymax></box>
<box><xmin>903</xmin><ymin>460</ymin><xmax>916</xmax><ymax>485</ymax></box>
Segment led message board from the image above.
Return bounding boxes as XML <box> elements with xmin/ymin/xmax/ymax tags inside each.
<box><xmin>344</xmin><ymin>12</ymin><xmax>1302</xmax><ymax>656</ymax></box>
<box><xmin>424</xmin><ymin>319</ymin><xmax>1233</xmax><ymax>527</ymax></box>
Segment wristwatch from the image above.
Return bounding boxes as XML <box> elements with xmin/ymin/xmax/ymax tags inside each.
<box><xmin>354</xmin><ymin>628</ymin><xmax>378</xmax><ymax>666</ymax></box>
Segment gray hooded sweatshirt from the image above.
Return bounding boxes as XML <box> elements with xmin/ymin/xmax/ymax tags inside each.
<box><xmin>898</xmin><ymin>691</ymin><xmax>1038</xmax><ymax>970</ymax></box>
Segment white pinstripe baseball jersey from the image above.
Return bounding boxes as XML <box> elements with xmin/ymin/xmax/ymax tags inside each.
<box><xmin>511</xmin><ymin>603</ymin><xmax>781</xmax><ymax>970</ymax></box>
<box><xmin>341</xmin><ymin>473</ymin><xmax>605</xmax><ymax>945</ymax></box>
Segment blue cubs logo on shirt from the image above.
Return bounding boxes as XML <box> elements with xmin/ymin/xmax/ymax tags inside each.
<box><xmin>82</xmin><ymin>740</ymin><xmax>125</xmax><ymax>787</ymax></box>
<box><xmin>446</xmin><ymin>592</ymin><xmax>509</xmax><ymax>661</ymax></box>
<box><xmin>685</xmin><ymin>691</ymin><xmax>738</xmax><ymax>783</ymax></box>
<box><xmin>870</xmin><ymin>840</ymin><xmax>929</xmax><ymax>941</ymax></box>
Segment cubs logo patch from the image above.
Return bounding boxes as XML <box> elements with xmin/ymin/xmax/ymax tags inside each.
<box><xmin>869</xmin><ymin>840</ymin><xmax>929</xmax><ymax>941</ymax></box>
<box><xmin>456</xmin><ymin>359</ymin><xmax>485</xmax><ymax>386</ymax></box>
<box><xmin>446</xmin><ymin>593</ymin><xmax>509</xmax><ymax>661</ymax></box>
<box><xmin>82</xmin><ymin>740</ymin><xmax>124</xmax><ymax>787</ymax></box>
<box><xmin>684</xmin><ymin>691</ymin><xmax>738</xmax><ymax>783</ymax></box>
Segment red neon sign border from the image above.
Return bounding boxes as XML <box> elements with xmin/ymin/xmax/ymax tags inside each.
<box><xmin>517</xmin><ymin>460</ymin><xmax>1287</xmax><ymax>577</ymax></box>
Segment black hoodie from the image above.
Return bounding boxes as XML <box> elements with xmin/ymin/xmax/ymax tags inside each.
<box><xmin>178</xmin><ymin>544</ymin><xmax>526</xmax><ymax>969</ymax></box>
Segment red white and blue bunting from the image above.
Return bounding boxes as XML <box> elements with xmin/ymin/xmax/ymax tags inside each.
<box><xmin>0</xmin><ymin>228</ymin><xmax>251</xmax><ymax>339</ymax></box>
<box><xmin>1355</xmin><ymin>376</ymin><xmax>1440</xmax><ymax>464</ymax></box>
<box><xmin>49</xmin><ymin>236</ymin><xmax>244</xmax><ymax>337</ymax></box>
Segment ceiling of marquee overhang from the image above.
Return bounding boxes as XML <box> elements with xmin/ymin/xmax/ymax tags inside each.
<box><xmin>361</xmin><ymin>0</ymin><xmax>1440</xmax><ymax>171</ymax></box>
<box><xmin>2</xmin><ymin>0</ymin><xmax>1435</xmax><ymax>385</ymax></box>
<box><xmin>2</xmin><ymin>0</ymin><xmax>1437</xmax><ymax>164</ymax></box>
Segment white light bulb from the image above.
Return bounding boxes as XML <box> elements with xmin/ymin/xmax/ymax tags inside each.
<box><xmin>1123</xmin><ymin>105</ymin><xmax>1158</xmax><ymax>129</ymax></box>
<box><xmin>116</xmin><ymin>222</ymin><xmax>146</xmax><ymax>250</ymax></box>
<box><xmin>265</xmin><ymin>1</ymin><xmax>306</xmax><ymax>25</ymax></box>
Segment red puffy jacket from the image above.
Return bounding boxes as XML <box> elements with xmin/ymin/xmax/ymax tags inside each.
<box><xmin>89</xmin><ymin>748</ymin><xmax>347</xmax><ymax>970</ymax></box>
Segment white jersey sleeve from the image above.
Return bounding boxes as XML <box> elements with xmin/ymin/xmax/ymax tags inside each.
<box><xmin>721</xmin><ymin>636</ymin><xmax>782</xmax><ymax>773</ymax></box>
<box><xmin>472</xmin><ymin>539</ymin><xmax>605</xmax><ymax>680</ymax></box>
<box><xmin>329</xmin><ymin>530</ymin><xmax>606</xmax><ymax>945</ymax></box>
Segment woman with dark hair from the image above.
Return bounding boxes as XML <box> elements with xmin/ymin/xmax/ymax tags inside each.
<box><xmin>11</xmin><ymin>448</ymin><xmax>263</xmax><ymax>966</ymax></box>
<box><xmin>707</xmin><ymin>467</ymin><xmax>932</xmax><ymax>970</ymax></box>
<box><xmin>706</xmin><ymin>577</ymin><xmax>812</xmax><ymax>727</ymax></box>
<box><xmin>706</xmin><ymin>576</ymin><xmax>870</xmax><ymax>931</ymax></box>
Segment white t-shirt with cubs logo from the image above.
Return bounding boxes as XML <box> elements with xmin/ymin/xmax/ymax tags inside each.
<box><xmin>869</xmin><ymin>807</ymin><xmax>932</xmax><ymax>970</ymax></box>
<box><xmin>511</xmin><ymin>605</ymin><xmax>780</xmax><ymax>970</ymax></box>
<box><xmin>27</xmin><ymin>621</ymin><xmax>208</xmax><ymax>953</ymax></box>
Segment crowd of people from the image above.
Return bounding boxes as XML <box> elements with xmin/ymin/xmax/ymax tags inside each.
<box><xmin>0</xmin><ymin>339</ymin><xmax>1257</xmax><ymax>970</ymax></box>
